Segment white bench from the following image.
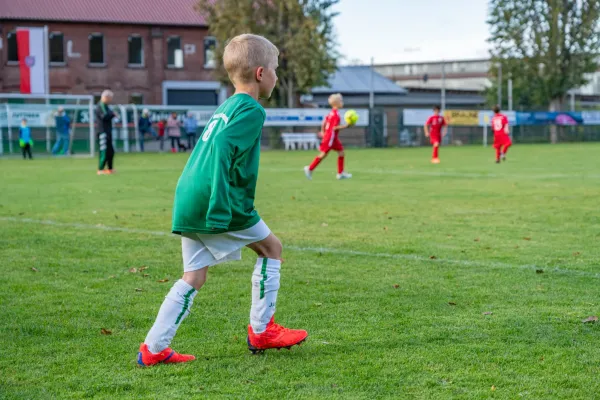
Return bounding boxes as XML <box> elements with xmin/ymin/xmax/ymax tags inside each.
<box><xmin>281</xmin><ymin>133</ymin><xmax>319</xmax><ymax>150</ymax></box>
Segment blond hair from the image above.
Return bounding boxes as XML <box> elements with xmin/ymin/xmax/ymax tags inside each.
<box><xmin>328</xmin><ymin>93</ymin><xmax>343</xmax><ymax>107</ymax></box>
<box><xmin>223</xmin><ymin>34</ymin><xmax>279</xmax><ymax>84</ymax></box>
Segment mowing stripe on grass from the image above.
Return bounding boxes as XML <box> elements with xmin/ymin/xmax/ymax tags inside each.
<box><xmin>1</xmin><ymin>216</ymin><xmax>596</xmax><ymax>279</ymax></box>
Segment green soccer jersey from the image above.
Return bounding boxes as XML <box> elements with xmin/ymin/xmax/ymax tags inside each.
<box><xmin>172</xmin><ymin>94</ymin><xmax>266</xmax><ymax>234</ymax></box>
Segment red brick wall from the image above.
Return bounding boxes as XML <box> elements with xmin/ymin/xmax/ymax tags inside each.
<box><xmin>0</xmin><ymin>21</ymin><xmax>218</xmax><ymax>104</ymax></box>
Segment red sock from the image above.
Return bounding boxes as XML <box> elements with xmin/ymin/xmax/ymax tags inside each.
<box><xmin>337</xmin><ymin>156</ymin><xmax>344</xmax><ymax>174</ymax></box>
<box><xmin>432</xmin><ymin>146</ymin><xmax>439</xmax><ymax>159</ymax></box>
<box><xmin>309</xmin><ymin>157</ymin><xmax>322</xmax><ymax>171</ymax></box>
<box><xmin>503</xmin><ymin>144</ymin><xmax>511</xmax><ymax>155</ymax></box>
<box><xmin>495</xmin><ymin>147</ymin><xmax>501</xmax><ymax>160</ymax></box>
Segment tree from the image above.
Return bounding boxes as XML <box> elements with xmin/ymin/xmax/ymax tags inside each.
<box><xmin>197</xmin><ymin>0</ymin><xmax>339</xmax><ymax>108</ymax></box>
<box><xmin>488</xmin><ymin>0</ymin><xmax>600</xmax><ymax>141</ymax></box>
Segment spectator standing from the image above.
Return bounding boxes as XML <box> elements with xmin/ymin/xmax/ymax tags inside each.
<box><xmin>184</xmin><ymin>112</ymin><xmax>198</xmax><ymax>150</ymax></box>
<box><xmin>167</xmin><ymin>112</ymin><xmax>185</xmax><ymax>153</ymax></box>
<box><xmin>138</xmin><ymin>109</ymin><xmax>157</xmax><ymax>152</ymax></box>
<box><xmin>157</xmin><ymin>119</ymin><xmax>166</xmax><ymax>152</ymax></box>
<box><xmin>52</xmin><ymin>106</ymin><xmax>71</xmax><ymax>155</ymax></box>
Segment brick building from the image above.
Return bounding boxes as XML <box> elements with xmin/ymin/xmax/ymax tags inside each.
<box><xmin>0</xmin><ymin>0</ymin><xmax>226</xmax><ymax>105</ymax></box>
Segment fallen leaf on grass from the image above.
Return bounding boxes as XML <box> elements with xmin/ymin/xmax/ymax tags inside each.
<box><xmin>321</xmin><ymin>223</ymin><xmax>329</xmax><ymax>227</ymax></box>
<box><xmin>291</xmin><ymin>196</ymin><xmax>296</xmax><ymax>200</ymax></box>
<box><xmin>573</xmin><ymin>252</ymin><xmax>581</xmax><ymax>257</ymax></box>
<box><xmin>157</xmin><ymin>279</ymin><xmax>169</xmax><ymax>283</ymax></box>
<box><xmin>383</xmin><ymin>226</ymin><xmax>388</xmax><ymax>231</ymax></box>
<box><xmin>108</xmin><ymin>275</ymin><xmax>115</xmax><ymax>279</ymax></box>
<box><xmin>491</xmin><ymin>386</ymin><xmax>497</xmax><ymax>391</ymax></box>
<box><xmin>393</xmin><ymin>284</ymin><xmax>400</xmax><ymax>289</ymax></box>
<box><xmin>31</xmin><ymin>267</ymin><xmax>39</xmax><ymax>272</ymax></box>
<box><xmin>429</xmin><ymin>256</ymin><xmax>437</xmax><ymax>260</ymax></box>
<box><xmin>100</xmin><ymin>328</ymin><xmax>112</xmax><ymax>335</ymax></box>
<box><xmin>139</xmin><ymin>266</ymin><xmax>148</xmax><ymax>271</ymax></box>
<box><xmin>19</xmin><ymin>212</ymin><xmax>25</xmax><ymax>216</ymax></box>
<box><xmin>474</xmin><ymin>238</ymin><xmax>480</xmax><ymax>242</ymax></box>
<box><xmin>448</xmin><ymin>302</ymin><xmax>457</xmax><ymax>306</ymax></box>
<box><xmin>314</xmin><ymin>303</ymin><xmax>323</xmax><ymax>307</ymax></box>
<box><xmin>536</xmin><ymin>269</ymin><xmax>544</xmax><ymax>274</ymax></box>
<box><xmin>143</xmin><ymin>274</ymin><xmax>150</xmax><ymax>277</ymax></box>
<box><xmin>523</xmin><ymin>237</ymin><xmax>532</xmax><ymax>241</ymax></box>
<box><xmin>582</xmin><ymin>316</ymin><xmax>598</xmax><ymax>323</ymax></box>
<box><xmin>135</xmin><ymin>288</ymin><xmax>143</xmax><ymax>292</ymax></box>
<box><xmin>128</xmin><ymin>267</ymin><xmax>138</xmax><ymax>273</ymax></box>
<box><xmin>483</xmin><ymin>311</ymin><xmax>493</xmax><ymax>315</ymax></box>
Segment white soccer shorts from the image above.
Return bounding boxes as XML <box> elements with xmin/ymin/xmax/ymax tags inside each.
<box><xmin>181</xmin><ymin>219</ymin><xmax>271</xmax><ymax>272</ymax></box>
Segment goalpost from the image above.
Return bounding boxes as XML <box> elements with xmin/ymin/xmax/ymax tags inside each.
<box><xmin>0</xmin><ymin>94</ymin><xmax>95</xmax><ymax>157</ymax></box>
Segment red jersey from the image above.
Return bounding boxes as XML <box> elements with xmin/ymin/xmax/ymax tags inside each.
<box><xmin>491</xmin><ymin>114</ymin><xmax>509</xmax><ymax>137</ymax></box>
<box><xmin>425</xmin><ymin>115</ymin><xmax>446</xmax><ymax>138</ymax></box>
<box><xmin>158</xmin><ymin>121</ymin><xmax>166</xmax><ymax>137</ymax></box>
<box><xmin>322</xmin><ymin>109</ymin><xmax>341</xmax><ymax>146</ymax></box>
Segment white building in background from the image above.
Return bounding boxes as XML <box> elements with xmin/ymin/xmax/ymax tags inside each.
<box><xmin>375</xmin><ymin>58</ymin><xmax>600</xmax><ymax>108</ymax></box>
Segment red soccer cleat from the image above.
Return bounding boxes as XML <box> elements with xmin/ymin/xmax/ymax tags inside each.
<box><xmin>247</xmin><ymin>317</ymin><xmax>308</xmax><ymax>354</ymax></box>
<box><xmin>431</xmin><ymin>158</ymin><xmax>441</xmax><ymax>164</ymax></box>
<box><xmin>137</xmin><ymin>343</ymin><xmax>195</xmax><ymax>367</ymax></box>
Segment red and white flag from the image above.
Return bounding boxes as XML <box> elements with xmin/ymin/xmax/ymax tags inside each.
<box><xmin>16</xmin><ymin>27</ymin><xmax>48</xmax><ymax>94</ymax></box>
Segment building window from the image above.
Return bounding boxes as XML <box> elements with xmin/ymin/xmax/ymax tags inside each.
<box><xmin>49</xmin><ymin>32</ymin><xmax>65</xmax><ymax>64</ymax></box>
<box><xmin>167</xmin><ymin>36</ymin><xmax>182</xmax><ymax>68</ymax></box>
<box><xmin>130</xmin><ymin>93</ymin><xmax>144</xmax><ymax>104</ymax></box>
<box><xmin>128</xmin><ymin>35</ymin><xmax>143</xmax><ymax>66</ymax></box>
<box><xmin>7</xmin><ymin>31</ymin><xmax>18</xmax><ymax>63</ymax></box>
<box><xmin>89</xmin><ymin>33</ymin><xmax>104</xmax><ymax>65</ymax></box>
<box><xmin>204</xmin><ymin>36</ymin><xmax>216</xmax><ymax>69</ymax></box>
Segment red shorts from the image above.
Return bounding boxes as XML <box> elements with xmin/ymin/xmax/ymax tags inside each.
<box><xmin>493</xmin><ymin>135</ymin><xmax>512</xmax><ymax>148</ymax></box>
<box><xmin>320</xmin><ymin>137</ymin><xmax>344</xmax><ymax>153</ymax></box>
<box><xmin>430</xmin><ymin>135</ymin><xmax>441</xmax><ymax>145</ymax></box>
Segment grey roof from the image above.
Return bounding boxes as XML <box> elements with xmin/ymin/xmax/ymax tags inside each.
<box><xmin>312</xmin><ymin>66</ymin><xmax>408</xmax><ymax>95</ymax></box>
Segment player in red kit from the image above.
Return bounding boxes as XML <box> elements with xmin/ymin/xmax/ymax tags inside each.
<box><xmin>491</xmin><ymin>105</ymin><xmax>512</xmax><ymax>163</ymax></box>
<box><xmin>424</xmin><ymin>105</ymin><xmax>447</xmax><ymax>164</ymax></box>
<box><xmin>304</xmin><ymin>93</ymin><xmax>353</xmax><ymax>180</ymax></box>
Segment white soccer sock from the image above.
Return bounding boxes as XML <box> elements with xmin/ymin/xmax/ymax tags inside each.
<box><xmin>144</xmin><ymin>279</ymin><xmax>197</xmax><ymax>354</ymax></box>
<box><xmin>250</xmin><ymin>258</ymin><xmax>281</xmax><ymax>334</ymax></box>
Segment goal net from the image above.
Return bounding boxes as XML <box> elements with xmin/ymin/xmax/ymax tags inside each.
<box><xmin>0</xmin><ymin>94</ymin><xmax>95</xmax><ymax>157</ymax></box>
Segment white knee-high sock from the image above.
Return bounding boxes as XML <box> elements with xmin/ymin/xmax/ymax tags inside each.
<box><xmin>250</xmin><ymin>258</ymin><xmax>281</xmax><ymax>333</ymax></box>
<box><xmin>144</xmin><ymin>279</ymin><xmax>197</xmax><ymax>354</ymax></box>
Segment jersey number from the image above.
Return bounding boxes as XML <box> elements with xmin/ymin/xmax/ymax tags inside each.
<box><xmin>493</xmin><ymin>119</ymin><xmax>504</xmax><ymax>131</ymax></box>
<box><xmin>202</xmin><ymin>120</ymin><xmax>219</xmax><ymax>142</ymax></box>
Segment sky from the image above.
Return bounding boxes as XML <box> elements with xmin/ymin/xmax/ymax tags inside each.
<box><xmin>333</xmin><ymin>0</ymin><xmax>491</xmax><ymax>64</ymax></box>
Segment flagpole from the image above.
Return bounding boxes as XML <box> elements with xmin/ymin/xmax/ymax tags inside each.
<box><xmin>44</xmin><ymin>25</ymin><xmax>50</xmax><ymax>96</ymax></box>
<box><xmin>44</xmin><ymin>25</ymin><xmax>51</xmax><ymax>152</ymax></box>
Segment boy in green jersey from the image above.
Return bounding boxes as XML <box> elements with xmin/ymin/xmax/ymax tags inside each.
<box><xmin>138</xmin><ymin>34</ymin><xmax>308</xmax><ymax>366</ymax></box>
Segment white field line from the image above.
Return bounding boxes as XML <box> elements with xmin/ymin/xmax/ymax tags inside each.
<box><xmin>0</xmin><ymin>216</ymin><xmax>595</xmax><ymax>279</ymax></box>
<box><xmin>23</xmin><ymin>165</ymin><xmax>600</xmax><ymax>180</ymax></box>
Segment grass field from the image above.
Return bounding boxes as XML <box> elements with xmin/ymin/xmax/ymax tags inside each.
<box><xmin>2</xmin><ymin>144</ymin><xmax>600</xmax><ymax>399</ymax></box>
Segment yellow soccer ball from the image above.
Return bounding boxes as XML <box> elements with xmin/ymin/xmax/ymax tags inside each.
<box><xmin>344</xmin><ymin>109</ymin><xmax>359</xmax><ymax>125</ymax></box>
